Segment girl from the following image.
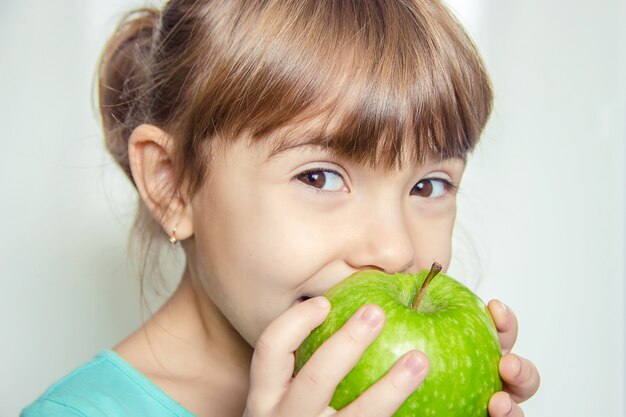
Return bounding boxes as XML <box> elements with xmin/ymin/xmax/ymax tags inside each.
<box><xmin>22</xmin><ymin>0</ymin><xmax>539</xmax><ymax>416</ymax></box>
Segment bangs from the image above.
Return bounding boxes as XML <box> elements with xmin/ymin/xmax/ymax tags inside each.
<box><xmin>257</xmin><ymin>64</ymin><xmax>483</xmax><ymax>170</ymax></box>
<box><xmin>173</xmin><ymin>0</ymin><xmax>492</xmax><ymax>186</ymax></box>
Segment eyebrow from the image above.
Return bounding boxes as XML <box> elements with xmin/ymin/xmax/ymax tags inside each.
<box><xmin>261</xmin><ymin>125</ymin><xmax>468</xmax><ymax>169</ymax></box>
<box><xmin>266</xmin><ymin>139</ymin><xmax>465</xmax><ymax>170</ymax></box>
<box><xmin>265</xmin><ymin>132</ymin><xmax>334</xmax><ymax>160</ymax></box>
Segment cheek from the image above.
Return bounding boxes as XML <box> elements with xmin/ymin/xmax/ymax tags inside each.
<box><xmin>190</xmin><ymin>190</ymin><xmax>338</xmax><ymax>342</ymax></box>
<box><xmin>237</xmin><ymin>209</ymin><xmax>338</xmax><ymax>293</ymax></box>
<box><xmin>410</xmin><ymin>209</ymin><xmax>456</xmax><ymax>272</ymax></box>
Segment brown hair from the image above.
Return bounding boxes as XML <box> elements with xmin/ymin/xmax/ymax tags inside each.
<box><xmin>98</xmin><ymin>0</ymin><xmax>492</xmax><ymax>288</ymax></box>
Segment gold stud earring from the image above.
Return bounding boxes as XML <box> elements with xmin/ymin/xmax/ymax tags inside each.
<box><xmin>168</xmin><ymin>227</ymin><xmax>178</xmax><ymax>244</ymax></box>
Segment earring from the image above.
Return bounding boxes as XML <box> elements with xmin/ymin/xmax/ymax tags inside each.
<box><xmin>168</xmin><ymin>227</ymin><xmax>177</xmax><ymax>244</ymax></box>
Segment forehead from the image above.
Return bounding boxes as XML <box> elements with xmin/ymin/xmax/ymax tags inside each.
<box><xmin>237</xmin><ymin>53</ymin><xmax>477</xmax><ymax>172</ymax></box>
<box><xmin>248</xmin><ymin>107</ymin><xmax>468</xmax><ymax>172</ymax></box>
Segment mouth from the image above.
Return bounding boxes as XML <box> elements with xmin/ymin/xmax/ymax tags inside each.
<box><xmin>296</xmin><ymin>296</ymin><xmax>312</xmax><ymax>304</ymax></box>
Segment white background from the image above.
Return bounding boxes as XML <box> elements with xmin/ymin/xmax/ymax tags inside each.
<box><xmin>1</xmin><ymin>1</ymin><xmax>624</xmax><ymax>416</ymax></box>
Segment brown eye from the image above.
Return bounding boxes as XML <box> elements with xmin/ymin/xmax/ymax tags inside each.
<box><xmin>411</xmin><ymin>178</ymin><xmax>455</xmax><ymax>198</ymax></box>
<box><xmin>298</xmin><ymin>171</ymin><xmax>326</xmax><ymax>188</ymax></box>
<box><xmin>296</xmin><ymin>169</ymin><xmax>346</xmax><ymax>191</ymax></box>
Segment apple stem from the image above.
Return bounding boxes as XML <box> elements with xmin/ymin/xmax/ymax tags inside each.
<box><xmin>412</xmin><ymin>262</ymin><xmax>442</xmax><ymax>311</ymax></box>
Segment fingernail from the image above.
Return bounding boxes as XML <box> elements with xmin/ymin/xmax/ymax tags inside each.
<box><xmin>511</xmin><ymin>355</ymin><xmax>522</xmax><ymax>378</ymax></box>
<box><xmin>505</xmin><ymin>395</ymin><xmax>513</xmax><ymax>415</ymax></box>
<box><xmin>497</xmin><ymin>300</ymin><xmax>508</xmax><ymax>318</ymax></box>
<box><xmin>311</xmin><ymin>296</ymin><xmax>330</xmax><ymax>309</ymax></box>
<box><xmin>322</xmin><ymin>406</ymin><xmax>337</xmax><ymax>416</ymax></box>
<box><xmin>360</xmin><ymin>305</ymin><xmax>383</xmax><ymax>328</ymax></box>
<box><xmin>402</xmin><ymin>352</ymin><xmax>426</xmax><ymax>376</ymax></box>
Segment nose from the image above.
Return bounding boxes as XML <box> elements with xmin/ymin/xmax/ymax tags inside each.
<box><xmin>344</xmin><ymin>205</ymin><xmax>415</xmax><ymax>274</ymax></box>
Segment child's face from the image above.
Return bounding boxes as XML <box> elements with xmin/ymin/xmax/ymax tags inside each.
<box><xmin>187</xmin><ymin>131</ymin><xmax>466</xmax><ymax>346</ymax></box>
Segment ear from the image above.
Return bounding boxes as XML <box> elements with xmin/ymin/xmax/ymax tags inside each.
<box><xmin>128</xmin><ymin>124</ymin><xmax>193</xmax><ymax>241</ymax></box>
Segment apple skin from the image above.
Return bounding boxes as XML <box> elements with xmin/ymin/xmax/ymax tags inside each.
<box><xmin>295</xmin><ymin>269</ymin><xmax>502</xmax><ymax>417</ymax></box>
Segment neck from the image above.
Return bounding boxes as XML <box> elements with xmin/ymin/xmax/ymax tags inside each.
<box><xmin>115</xmin><ymin>266</ymin><xmax>252</xmax><ymax>417</ymax></box>
<box><xmin>170</xmin><ymin>267</ymin><xmax>254</xmax><ymax>370</ymax></box>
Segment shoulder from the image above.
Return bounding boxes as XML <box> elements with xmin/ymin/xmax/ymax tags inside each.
<box><xmin>21</xmin><ymin>351</ymin><xmax>195</xmax><ymax>417</ymax></box>
<box><xmin>21</xmin><ymin>399</ymin><xmax>89</xmax><ymax>417</ymax></box>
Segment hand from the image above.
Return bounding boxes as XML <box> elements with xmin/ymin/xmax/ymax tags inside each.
<box><xmin>244</xmin><ymin>297</ymin><xmax>430</xmax><ymax>417</ymax></box>
<box><xmin>487</xmin><ymin>300</ymin><xmax>540</xmax><ymax>417</ymax></box>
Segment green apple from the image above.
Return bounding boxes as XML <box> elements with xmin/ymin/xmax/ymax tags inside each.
<box><xmin>295</xmin><ymin>263</ymin><xmax>502</xmax><ymax>417</ymax></box>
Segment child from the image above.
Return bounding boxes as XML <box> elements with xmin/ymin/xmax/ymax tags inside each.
<box><xmin>22</xmin><ymin>0</ymin><xmax>539</xmax><ymax>416</ymax></box>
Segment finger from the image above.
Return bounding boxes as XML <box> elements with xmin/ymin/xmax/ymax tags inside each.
<box><xmin>499</xmin><ymin>353</ymin><xmax>541</xmax><ymax>403</ymax></box>
<box><xmin>249</xmin><ymin>297</ymin><xmax>331</xmax><ymax>410</ymax></box>
<box><xmin>338</xmin><ymin>350</ymin><xmax>429</xmax><ymax>417</ymax></box>
<box><xmin>488</xmin><ymin>300</ymin><xmax>518</xmax><ymax>354</ymax></box>
<box><xmin>488</xmin><ymin>392</ymin><xmax>525</xmax><ymax>417</ymax></box>
<box><xmin>283</xmin><ymin>304</ymin><xmax>385</xmax><ymax>416</ymax></box>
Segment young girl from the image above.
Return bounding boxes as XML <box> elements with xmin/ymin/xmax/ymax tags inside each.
<box><xmin>22</xmin><ymin>0</ymin><xmax>539</xmax><ymax>416</ymax></box>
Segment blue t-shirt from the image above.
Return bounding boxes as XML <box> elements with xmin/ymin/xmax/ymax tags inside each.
<box><xmin>21</xmin><ymin>350</ymin><xmax>196</xmax><ymax>417</ymax></box>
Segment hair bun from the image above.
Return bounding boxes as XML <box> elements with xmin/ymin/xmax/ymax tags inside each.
<box><xmin>98</xmin><ymin>7</ymin><xmax>160</xmax><ymax>182</ymax></box>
